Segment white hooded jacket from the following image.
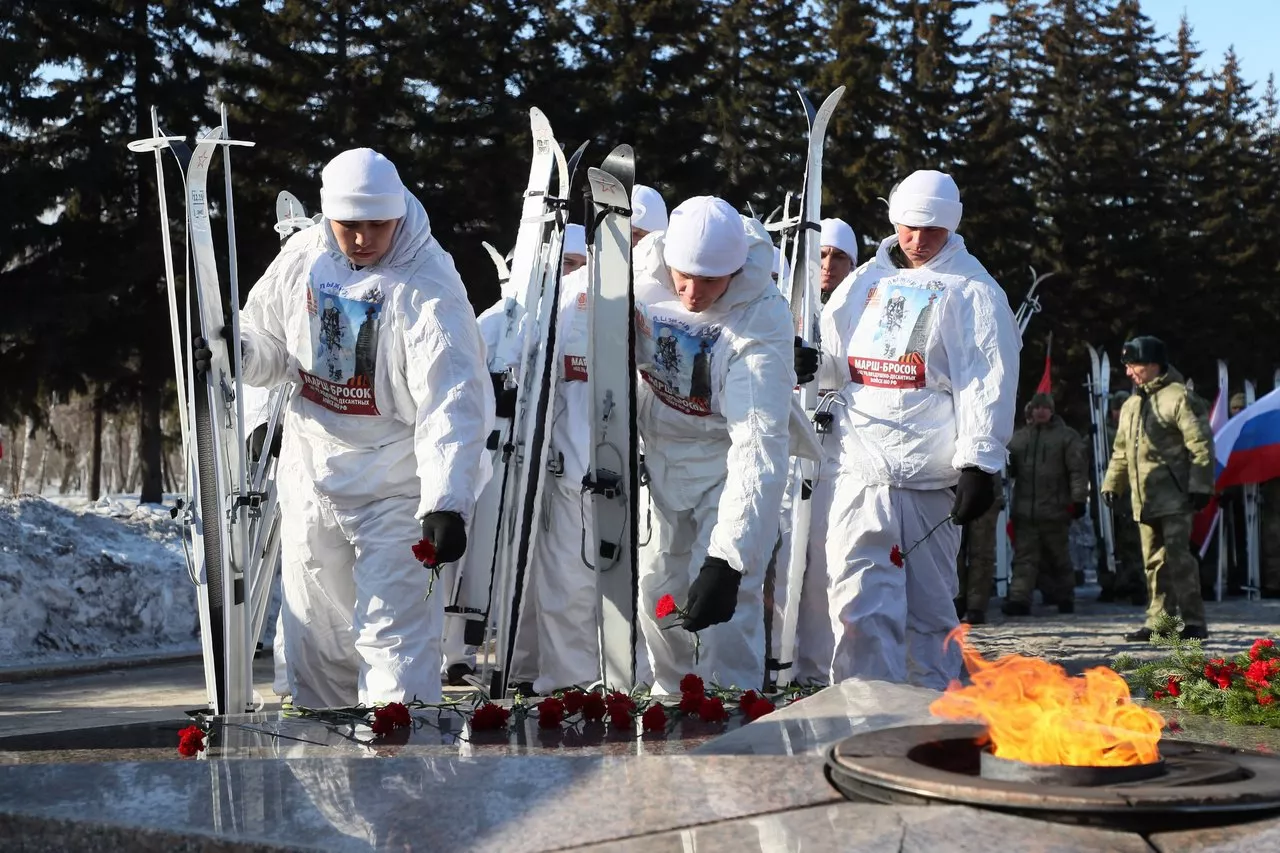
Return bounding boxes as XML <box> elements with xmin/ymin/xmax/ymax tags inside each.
<box><xmin>818</xmin><ymin>233</ymin><xmax>1019</xmax><ymax>487</ymax></box>
<box><xmin>239</xmin><ymin>190</ymin><xmax>494</xmax><ymax>520</ymax></box>
<box><xmin>633</xmin><ymin>219</ymin><xmax>794</xmax><ymax>577</ymax></box>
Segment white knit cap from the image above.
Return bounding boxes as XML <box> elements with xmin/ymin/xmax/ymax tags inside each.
<box><xmin>662</xmin><ymin>196</ymin><xmax>748</xmax><ymax>277</ymax></box>
<box><xmin>631</xmin><ymin>184</ymin><xmax>668</xmax><ymax>234</ymax></box>
<box><xmin>820</xmin><ymin>217</ymin><xmax>858</xmax><ymax>262</ymax></box>
<box><xmin>888</xmin><ymin>170</ymin><xmax>963</xmax><ymax>232</ymax></box>
<box><xmin>564</xmin><ymin>223</ymin><xmax>587</xmax><ymax>258</ymax></box>
<box><xmin>320</xmin><ymin>148</ymin><xmax>407</xmax><ymax>222</ymax></box>
<box><xmin>772</xmin><ymin>246</ymin><xmax>791</xmax><ymax>284</ymax></box>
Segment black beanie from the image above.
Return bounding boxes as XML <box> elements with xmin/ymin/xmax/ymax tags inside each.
<box><xmin>1121</xmin><ymin>336</ymin><xmax>1168</xmax><ymax>369</ymax></box>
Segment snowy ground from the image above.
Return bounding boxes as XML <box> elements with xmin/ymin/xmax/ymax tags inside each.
<box><xmin>0</xmin><ymin>495</ymin><xmax>204</xmax><ymax>668</ymax></box>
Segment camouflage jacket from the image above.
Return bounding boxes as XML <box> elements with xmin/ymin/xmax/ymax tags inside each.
<box><xmin>1007</xmin><ymin>415</ymin><xmax>1089</xmax><ymax>521</ymax></box>
<box><xmin>1102</xmin><ymin>367</ymin><xmax>1214</xmax><ymax>521</ymax></box>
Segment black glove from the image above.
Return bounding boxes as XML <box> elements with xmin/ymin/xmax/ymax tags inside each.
<box><xmin>421</xmin><ymin>511</ymin><xmax>467</xmax><ymax>564</ymax></box>
<box><xmin>1102</xmin><ymin>491</ymin><xmax>1117</xmax><ymax>507</ymax></box>
<box><xmin>1069</xmin><ymin>502</ymin><xmax>1086</xmax><ymax>520</ymax></box>
<box><xmin>192</xmin><ymin>327</ymin><xmax>234</xmax><ymax>376</ymax></box>
<box><xmin>491</xmin><ymin>373</ymin><xmax>517</xmax><ymax>419</ymax></box>
<box><xmin>793</xmin><ymin>337</ymin><xmax>819</xmax><ymax>386</ymax></box>
<box><xmin>682</xmin><ymin>556</ymin><xmax>741</xmax><ymax>632</ymax></box>
<box><xmin>1190</xmin><ymin>492</ymin><xmax>1212</xmax><ymax>511</ymax></box>
<box><xmin>247</xmin><ymin>423</ymin><xmax>283</xmax><ymax>463</ymax></box>
<box><xmin>951</xmin><ymin>467</ymin><xmax>995</xmax><ymax>525</ymax></box>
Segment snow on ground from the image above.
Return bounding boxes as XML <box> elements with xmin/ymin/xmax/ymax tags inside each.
<box><xmin>0</xmin><ymin>494</ymin><xmax>205</xmax><ymax>667</ymax></box>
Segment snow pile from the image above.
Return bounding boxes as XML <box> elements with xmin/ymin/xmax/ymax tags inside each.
<box><xmin>0</xmin><ymin>495</ymin><xmax>201</xmax><ymax>666</ymax></box>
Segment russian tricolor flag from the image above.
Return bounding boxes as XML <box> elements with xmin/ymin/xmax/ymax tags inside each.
<box><xmin>1191</xmin><ymin>386</ymin><xmax>1228</xmax><ymax>552</ymax></box>
<box><xmin>1215</xmin><ymin>387</ymin><xmax>1280</xmax><ymax>489</ymax></box>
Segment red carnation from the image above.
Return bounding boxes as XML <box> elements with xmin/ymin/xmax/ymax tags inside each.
<box><xmin>606</xmin><ymin>691</ymin><xmax>636</xmax><ymax>712</ymax></box>
<box><xmin>678</xmin><ymin>691</ymin><xmax>705</xmax><ymax>714</ymax></box>
<box><xmin>738</xmin><ymin>690</ymin><xmax>760</xmax><ymax>712</ymax></box>
<box><xmin>177</xmin><ymin>725</ymin><xmax>206</xmax><ymax>757</ymax></box>
<box><xmin>698</xmin><ymin>696</ymin><xmax>729</xmax><ymax>723</ymax></box>
<box><xmin>1153</xmin><ymin>689</ymin><xmax>1167</xmax><ymax>700</ymax></box>
<box><xmin>1251</xmin><ymin>638</ymin><xmax>1276</xmax><ymax>661</ymax></box>
<box><xmin>642</xmin><ymin>703</ymin><xmax>668</xmax><ymax>733</ymax></box>
<box><xmin>470</xmin><ymin>702</ymin><xmax>510</xmax><ymax>731</ymax></box>
<box><xmin>655</xmin><ymin>594</ymin><xmax>679</xmax><ymax>620</ymax></box>
<box><xmin>581</xmin><ymin>691</ymin><xmax>607</xmax><ymax>722</ymax></box>
<box><xmin>562</xmin><ymin>689</ymin><xmax>587</xmax><ymax>716</ymax></box>
<box><xmin>412</xmin><ymin>538</ymin><xmax>437</xmax><ymax>566</ymax></box>
<box><xmin>374</xmin><ymin>702</ymin><xmax>412</xmax><ymax>730</ymax></box>
<box><xmin>744</xmin><ymin>697</ymin><xmax>776</xmax><ymax>721</ymax></box>
<box><xmin>679</xmin><ymin>673</ymin><xmax>704</xmax><ymax>697</ymax></box>
<box><xmin>1166</xmin><ymin>677</ymin><xmax>1181</xmax><ymax>698</ymax></box>
<box><xmin>608</xmin><ymin>704</ymin><xmax>632</xmax><ymax>730</ymax></box>
<box><xmin>370</xmin><ymin>715</ymin><xmax>396</xmax><ymax>736</ymax></box>
<box><xmin>889</xmin><ymin>545</ymin><xmax>904</xmax><ymax>568</ymax></box>
<box><xmin>538</xmin><ymin>697</ymin><xmax>565</xmax><ymax>729</ymax></box>
<box><xmin>1259</xmin><ymin>693</ymin><xmax>1276</xmax><ymax>707</ymax></box>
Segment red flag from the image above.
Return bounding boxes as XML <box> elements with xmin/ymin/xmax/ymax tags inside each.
<box><xmin>1035</xmin><ymin>332</ymin><xmax>1053</xmax><ymax>395</ymax></box>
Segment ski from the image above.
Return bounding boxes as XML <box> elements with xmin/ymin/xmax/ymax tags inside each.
<box><xmin>1086</xmin><ymin>344</ymin><xmax>1116</xmax><ymax>587</ymax></box>
<box><xmin>585</xmin><ymin>145</ymin><xmax>638</xmax><ymax>690</ymax></box>
<box><xmin>484</xmin><ymin>109</ymin><xmax>574</xmax><ymax>699</ymax></box>
<box><xmin>183</xmin><ymin>115</ymin><xmax>260</xmax><ymax>715</ymax></box>
<box><xmin>773</xmin><ymin>86</ymin><xmax>843</xmax><ymax>688</ymax></box>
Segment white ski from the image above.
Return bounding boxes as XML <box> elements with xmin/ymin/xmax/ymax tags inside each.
<box><xmin>774</xmin><ymin>87</ymin><xmax>843</xmax><ymax>688</ymax></box>
<box><xmin>484</xmin><ymin>109</ymin><xmax>571</xmax><ymax>698</ymax></box>
<box><xmin>585</xmin><ymin>146</ymin><xmax>638</xmax><ymax>690</ymax></box>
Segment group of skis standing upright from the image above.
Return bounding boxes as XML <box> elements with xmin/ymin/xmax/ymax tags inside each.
<box><xmin>142</xmin><ymin>97</ymin><xmax>1024</xmax><ymax>714</ymax></box>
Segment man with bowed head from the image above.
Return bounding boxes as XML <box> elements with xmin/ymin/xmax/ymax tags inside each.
<box><xmin>813</xmin><ymin>169</ymin><xmax>1020</xmax><ymax>688</ymax></box>
<box><xmin>634</xmin><ymin>196</ymin><xmax>797</xmax><ymax>693</ymax></box>
<box><xmin>223</xmin><ymin>148</ymin><xmax>494</xmax><ymax>708</ymax></box>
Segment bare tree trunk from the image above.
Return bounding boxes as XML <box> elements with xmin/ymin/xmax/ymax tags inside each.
<box><xmin>35</xmin><ymin>433</ymin><xmax>50</xmax><ymax>494</ymax></box>
<box><xmin>138</xmin><ymin>376</ymin><xmax>164</xmax><ymax>503</ymax></box>
<box><xmin>90</xmin><ymin>394</ymin><xmax>105</xmax><ymax>501</ymax></box>
<box><xmin>59</xmin><ymin>448</ymin><xmax>76</xmax><ymax>495</ymax></box>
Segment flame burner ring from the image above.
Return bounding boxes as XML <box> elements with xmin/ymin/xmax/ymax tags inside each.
<box><xmin>827</xmin><ymin>724</ymin><xmax>1280</xmax><ymax>831</ymax></box>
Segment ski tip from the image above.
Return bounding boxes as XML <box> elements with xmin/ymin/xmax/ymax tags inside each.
<box><xmin>530</xmin><ymin>107</ymin><xmax>552</xmax><ymax>135</ymax></box>
<box><xmin>600</xmin><ymin>145</ymin><xmax>636</xmax><ymax>192</ymax></box>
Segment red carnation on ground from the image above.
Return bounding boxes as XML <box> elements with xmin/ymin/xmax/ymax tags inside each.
<box><xmin>562</xmin><ymin>689</ymin><xmax>587</xmax><ymax>716</ymax></box>
<box><xmin>608</xmin><ymin>704</ymin><xmax>633</xmax><ymax>730</ymax></box>
<box><xmin>1165</xmin><ymin>677</ymin><xmax>1181</xmax><ymax>698</ymax></box>
<box><xmin>470</xmin><ymin>703</ymin><xmax>510</xmax><ymax>731</ymax></box>
<box><xmin>1251</xmin><ymin>638</ymin><xmax>1276</xmax><ymax>661</ymax></box>
<box><xmin>655</xmin><ymin>594</ymin><xmax>679</xmax><ymax>620</ymax></box>
<box><xmin>698</xmin><ymin>696</ymin><xmax>729</xmax><ymax>723</ymax></box>
<box><xmin>679</xmin><ymin>674</ymin><xmax>704</xmax><ymax>697</ymax></box>
<box><xmin>737</xmin><ymin>690</ymin><xmax>760</xmax><ymax>712</ymax></box>
<box><xmin>1259</xmin><ymin>693</ymin><xmax>1276</xmax><ymax>707</ymax></box>
<box><xmin>412</xmin><ymin>538</ymin><xmax>437</xmax><ymax>566</ymax></box>
<box><xmin>581</xmin><ymin>691</ymin><xmax>608</xmax><ymax>722</ymax></box>
<box><xmin>889</xmin><ymin>545</ymin><xmax>904</xmax><ymax>568</ymax></box>
<box><xmin>606</xmin><ymin>691</ymin><xmax>636</xmax><ymax>712</ymax></box>
<box><xmin>374</xmin><ymin>702</ymin><xmax>412</xmax><ymax>729</ymax></box>
<box><xmin>744</xmin><ymin>697</ymin><xmax>775</xmax><ymax>721</ymax></box>
<box><xmin>538</xmin><ymin>697</ymin><xmax>566</xmax><ymax>729</ymax></box>
<box><xmin>642</xmin><ymin>703</ymin><xmax>668</xmax><ymax>733</ymax></box>
<box><xmin>177</xmin><ymin>725</ymin><xmax>206</xmax><ymax>757</ymax></box>
<box><xmin>678</xmin><ymin>691</ymin><xmax>705</xmax><ymax>714</ymax></box>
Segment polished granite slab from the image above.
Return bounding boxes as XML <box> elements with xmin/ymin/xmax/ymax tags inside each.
<box><xmin>571</xmin><ymin>802</ymin><xmax>1162</xmax><ymax>853</ymax></box>
<box><xmin>7</xmin><ymin>679</ymin><xmax>1280</xmax><ymax>851</ymax></box>
<box><xmin>0</xmin><ymin>753</ymin><xmax>839</xmax><ymax>852</ymax></box>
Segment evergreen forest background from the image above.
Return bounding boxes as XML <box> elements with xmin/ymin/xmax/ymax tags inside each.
<box><xmin>2</xmin><ymin>0</ymin><xmax>1277</xmax><ymax>501</ymax></box>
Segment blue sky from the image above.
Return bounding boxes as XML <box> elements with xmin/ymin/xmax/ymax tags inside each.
<box><xmin>965</xmin><ymin>1</ymin><xmax>1277</xmax><ymax>89</ymax></box>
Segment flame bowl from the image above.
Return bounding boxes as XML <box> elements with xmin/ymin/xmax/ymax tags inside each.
<box><xmin>827</xmin><ymin>723</ymin><xmax>1280</xmax><ymax>831</ymax></box>
<box><xmin>978</xmin><ymin>748</ymin><xmax>1167</xmax><ymax>787</ymax></box>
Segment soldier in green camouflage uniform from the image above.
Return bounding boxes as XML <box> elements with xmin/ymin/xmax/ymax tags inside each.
<box><xmin>1103</xmin><ymin>337</ymin><xmax>1214</xmax><ymax>641</ymax></box>
<box><xmin>1002</xmin><ymin>393</ymin><xmax>1090</xmax><ymax>615</ymax></box>
<box><xmin>1097</xmin><ymin>390</ymin><xmax>1147</xmax><ymax>604</ymax></box>
<box><xmin>955</xmin><ymin>472</ymin><xmax>1004</xmax><ymax>624</ymax></box>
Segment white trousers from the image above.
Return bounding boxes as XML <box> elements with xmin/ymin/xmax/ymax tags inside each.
<box><xmin>638</xmin><ymin>481</ymin><xmax>767</xmax><ymax>694</ymax></box>
<box><xmin>278</xmin><ymin>486</ymin><xmax>442</xmax><ymax>708</ymax></box>
<box><xmin>826</xmin><ymin>480</ymin><xmax>961</xmax><ymax>690</ymax></box>
<box><xmin>793</xmin><ymin>470</ymin><xmax>836</xmax><ymax>683</ymax></box>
